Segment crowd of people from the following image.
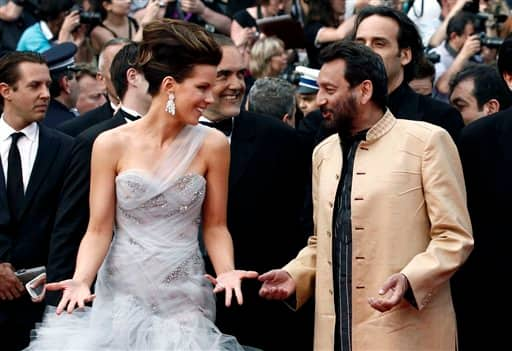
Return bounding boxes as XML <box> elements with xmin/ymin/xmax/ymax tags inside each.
<box><xmin>0</xmin><ymin>0</ymin><xmax>511</xmax><ymax>350</ymax></box>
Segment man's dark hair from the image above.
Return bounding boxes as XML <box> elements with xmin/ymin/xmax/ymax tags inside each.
<box><xmin>449</xmin><ymin>63</ymin><xmax>512</xmax><ymax>110</ymax></box>
<box><xmin>110</xmin><ymin>43</ymin><xmax>139</xmax><ymax>101</ymax></box>
<box><xmin>39</xmin><ymin>0</ymin><xmax>75</xmax><ymax>22</ymax></box>
<box><xmin>49</xmin><ymin>70</ymin><xmax>72</xmax><ymax>98</ymax></box>
<box><xmin>319</xmin><ymin>40</ymin><xmax>388</xmax><ymax>111</ymax></box>
<box><xmin>248</xmin><ymin>77</ymin><xmax>296</xmax><ymax>119</ymax></box>
<box><xmin>446</xmin><ymin>11</ymin><xmax>476</xmax><ymax>38</ymax></box>
<box><xmin>354</xmin><ymin>6</ymin><xmax>424</xmax><ymax>83</ymax></box>
<box><xmin>497</xmin><ymin>34</ymin><xmax>512</xmax><ymax>76</ymax></box>
<box><xmin>0</xmin><ymin>51</ymin><xmax>46</xmax><ymax>103</ymax></box>
<box><xmin>414</xmin><ymin>56</ymin><xmax>436</xmax><ymax>81</ymax></box>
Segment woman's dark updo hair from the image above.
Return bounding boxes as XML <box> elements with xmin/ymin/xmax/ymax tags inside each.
<box><xmin>135</xmin><ymin>19</ymin><xmax>222</xmax><ymax>96</ymax></box>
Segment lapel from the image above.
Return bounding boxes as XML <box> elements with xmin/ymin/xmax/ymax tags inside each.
<box><xmin>389</xmin><ymin>82</ymin><xmax>422</xmax><ymax>121</ymax></box>
<box><xmin>495</xmin><ymin>109</ymin><xmax>512</xmax><ymax>197</ymax></box>
<box><xmin>0</xmin><ymin>159</ymin><xmax>7</xmax><ymax>217</ymax></box>
<box><xmin>18</xmin><ymin>124</ymin><xmax>60</xmax><ymax>219</ymax></box>
<box><xmin>114</xmin><ymin>109</ymin><xmax>134</xmax><ymax>125</ymax></box>
<box><xmin>229</xmin><ymin>111</ymin><xmax>258</xmax><ymax>189</ymax></box>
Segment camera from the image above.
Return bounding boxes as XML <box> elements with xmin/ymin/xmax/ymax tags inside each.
<box><xmin>479</xmin><ymin>32</ymin><xmax>504</xmax><ymax>49</ymax></box>
<box><xmin>71</xmin><ymin>5</ymin><xmax>102</xmax><ymax>26</ymax></box>
<box><xmin>425</xmin><ymin>51</ymin><xmax>440</xmax><ymax>64</ymax></box>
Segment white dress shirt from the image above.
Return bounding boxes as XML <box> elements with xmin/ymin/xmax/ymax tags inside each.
<box><xmin>198</xmin><ymin>115</ymin><xmax>233</xmax><ymax>143</ymax></box>
<box><xmin>0</xmin><ymin>117</ymin><xmax>39</xmax><ymax>192</ymax></box>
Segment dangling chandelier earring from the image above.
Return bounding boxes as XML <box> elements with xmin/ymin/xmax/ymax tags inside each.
<box><xmin>165</xmin><ymin>92</ymin><xmax>176</xmax><ymax>116</ymax></box>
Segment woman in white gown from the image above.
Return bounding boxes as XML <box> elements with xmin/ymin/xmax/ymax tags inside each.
<box><xmin>26</xmin><ymin>18</ymin><xmax>258</xmax><ymax>351</ymax></box>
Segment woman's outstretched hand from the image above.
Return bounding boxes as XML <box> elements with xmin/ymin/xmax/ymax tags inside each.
<box><xmin>45</xmin><ymin>280</ymin><xmax>96</xmax><ymax>315</ymax></box>
<box><xmin>205</xmin><ymin>270</ymin><xmax>258</xmax><ymax>307</ymax></box>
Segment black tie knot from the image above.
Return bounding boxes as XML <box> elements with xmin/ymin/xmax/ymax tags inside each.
<box><xmin>11</xmin><ymin>132</ymin><xmax>24</xmax><ymax>143</ymax></box>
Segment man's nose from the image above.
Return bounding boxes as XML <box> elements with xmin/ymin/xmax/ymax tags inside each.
<box><xmin>40</xmin><ymin>87</ymin><xmax>50</xmax><ymax>100</ymax></box>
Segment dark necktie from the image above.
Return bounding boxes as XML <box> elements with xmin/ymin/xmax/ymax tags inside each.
<box><xmin>7</xmin><ymin>132</ymin><xmax>24</xmax><ymax>220</ymax></box>
<box><xmin>200</xmin><ymin>118</ymin><xmax>233</xmax><ymax>136</ymax></box>
<box><xmin>124</xmin><ymin>111</ymin><xmax>140</xmax><ymax>122</ymax></box>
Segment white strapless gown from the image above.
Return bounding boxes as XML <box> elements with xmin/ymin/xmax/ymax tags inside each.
<box><xmin>26</xmin><ymin>125</ymin><xmax>243</xmax><ymax>350</ymax></box>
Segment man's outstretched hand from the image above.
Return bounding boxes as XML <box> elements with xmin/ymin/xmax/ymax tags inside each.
<box><xmin>258</xmin><ymin>269</ymin><xmax>296</xmax><ymax>300</ymax></box>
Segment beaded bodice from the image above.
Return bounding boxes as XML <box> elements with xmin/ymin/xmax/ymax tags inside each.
<box><xmin>115</xmin><ymin>171</ymin><xmax>205</xmax><ymax>227</ymax></box>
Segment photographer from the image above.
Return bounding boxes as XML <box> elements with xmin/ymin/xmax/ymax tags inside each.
<box><xmin>431</xmin><ymin>10</ymin><xmax>480</xmax><ymax>100</ymax></box>
<box><xmin>16</xmin><ymin>0</ymin><xmax>86</xmax><ymax>53</ymax></box>
<box><xmin>0</xmin><ymin>0</ymin><xmax>34</xmax><ymax>54</ymax></box>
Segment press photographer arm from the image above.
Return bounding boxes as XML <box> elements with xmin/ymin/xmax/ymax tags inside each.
<box><xmin>429</xmin><ymin>0</ymin><xmax>470</xmax><ymax>48</ymax></box>
<box><xmin>435</xmin><ymin>33</ymin><xmax>481</xmax><ymax>95</ymax></box>
<box><xmin>180</xmin><ymin>0</ymin><xmax>232</xmax><ymax>35</ymax></box>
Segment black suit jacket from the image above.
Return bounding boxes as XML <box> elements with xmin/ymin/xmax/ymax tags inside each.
<box><xmin>0</xmin><ymin>124</ymin><xmax>74</xmax><ymax>350</ymax></box>
<box><xmin>451</xmin><ymin>107</ymin><xmax>512</xmax><ymax>350</ymax></box>
<box><xmin>43</xmin><ymin>99</ymin><xmax>76</xmax><ymax>129</ymax></box>
<box><xmin>56</xmin><ymin>102</ymin><xmax>114</xmax><ymax>137</ymax></box>
<box><xmin>45</xmin><ymin>111</ymin><xmax>128</xmax><ymax>305</ymax></box>
<box><xmin>388</xmin><ymin>81</ymin><xmax>464</xmax><ymax>141</ymax></box>
<box><xmin>212</xmin><ymin>110</ymin><xmax>313</xmax><ymax>350</ymax></box>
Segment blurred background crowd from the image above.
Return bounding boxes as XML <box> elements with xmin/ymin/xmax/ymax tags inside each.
<box><xmin>2</xmin><ymin>0</ymin><xmax>511</xmax><ymax>127</ymax></box>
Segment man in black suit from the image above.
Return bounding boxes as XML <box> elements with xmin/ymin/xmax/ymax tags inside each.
<box><xmin>353</xmin><ymin>6</ymin><xmax>464</xmax><ymax>141</ymax></box>
<box><xmin>56</xmin><ymin>38</ymin><xmax>130</xmax><ymax>137</ymax></box>
<box><xmin>202</xmin><ymin>34</ymin><xmax>312</xmax><ymax>351</ymax></box>
<box><xmin>451</xmin><ymin>36</ymin><xmax>512</xmax><ymax>350</ymax></box>
<box><xmin>0</xmin><ymin>52</ymin><xmax>74</xmax><ymax>350</ymax></box>
<box><xmin>45</xmin><ymin>43</ymin><xmax>151</xmax><ymax>304</ymax></box>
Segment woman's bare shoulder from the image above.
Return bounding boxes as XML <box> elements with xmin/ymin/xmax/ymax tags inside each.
<box><xmin>92</xmin><ymin>124</ymin><xmax>133</xmax><ymax>154</ymax></box>
<box><xmin>202</xmin><ymin>127</ymin><xmax>229</xmax><ymax>153</ymax></box>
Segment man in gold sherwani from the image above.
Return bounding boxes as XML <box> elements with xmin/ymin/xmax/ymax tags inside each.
<box><xmin>258</xmin><ymin>41</ymin><xmax>473</xmax><ymax>351</ymax></box>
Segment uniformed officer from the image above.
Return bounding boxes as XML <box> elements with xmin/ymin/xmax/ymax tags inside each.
<box><xmin>41</xmin><ymin>42</ymin><xmax>80</xmax><ymax>128</ymax></box>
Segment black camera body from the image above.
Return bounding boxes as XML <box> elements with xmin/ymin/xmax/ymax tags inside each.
<box><xmin>71</xmin><ymin>5</ymin><xmax>102</xmax><ymax>26</ymax></box>
<box><xmin>425</xmin><ymin>51</ymin><xmax>441</xmax><ymax>64</ymax></box>
<box><xmin>479</xmin><ymin>32</ymin><xmax>504</xmax><ymax>49</ymax></box>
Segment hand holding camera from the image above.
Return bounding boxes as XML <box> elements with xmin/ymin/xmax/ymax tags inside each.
<box><xmin>459</xmin><ymin>33</ymin><xmax>481</xmax><ymax>60</ymax></box>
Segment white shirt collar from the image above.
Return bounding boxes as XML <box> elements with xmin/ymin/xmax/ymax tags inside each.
<box><xmin>0</xmin><ymin>115</ymin><xmax>38</xmax><ymax>143</ymax></box>
<box><xmin>199</xmin><ymin>115</ymin><xmax>235</xmax><ymax>123</ymax></box>
<box><xmin>120</xmin><ymin>105</ymin><xmax>141</xmax><ymax>119</ymax></box>
<box><xmin>199</xmin><ymin>116</ymin><xmax>213</xmax><ymax>123</ymax></box>
<box><xmin>110</xmin><ymin>100</ymin><xmax>119</xmax><ymax>112</ymax></box>
<box><xmin>39</xmin><ymin>21</ymin><xmax>54</xmax><ymax>41</ymax></box>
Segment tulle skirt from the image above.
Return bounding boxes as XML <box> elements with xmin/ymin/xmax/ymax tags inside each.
<box><xmin>26</xmin><ymin>292</ymin><xmax>243</xmax><ymax>351</ymax></box>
